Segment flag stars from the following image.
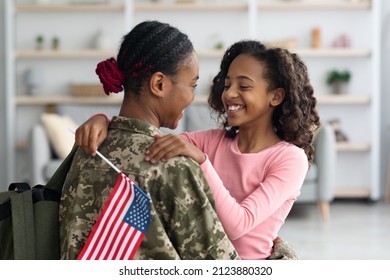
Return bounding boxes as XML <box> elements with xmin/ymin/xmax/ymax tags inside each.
<box><xmin>120</xmin><ymin>181</ymin><xmax>150</xmax><ymax>233</ymax></box>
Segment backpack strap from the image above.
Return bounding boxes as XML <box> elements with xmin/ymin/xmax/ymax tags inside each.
<box><xmin>8</xmin><ymin>182</ymin><xmax>31</xmax><ymax>192</ymax></box>
<box><xmin>35</xmin><ymin>144</ymin><xmax>78</xmax><ymax>260</ymax></box>
<box><xmin>10</xmin><ymin>189</ymin><xmax>35</xmax><ymax>260</ymax></box>
<box><xmin>32</xmin><ymin>185</ymin><xmax>61</xmax><ymax>204</ymax></box>
<box><xmin>0</xmin><ymin>183</ymin><xmax>31</xmax><ymax>221</ymax></box>
<box><xmin>45</xmin><ymin>144</ymin><xmax>78</xmax><ymax>193</ymax></box>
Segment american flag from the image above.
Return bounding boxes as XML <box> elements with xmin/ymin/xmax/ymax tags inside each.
<box><xmin>77</xmin><ymin>172</ymin><xmax>151</xmax><ymax>260</ymax></box>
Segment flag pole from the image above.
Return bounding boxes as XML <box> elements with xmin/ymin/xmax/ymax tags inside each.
<box><xmin>95</xmin><ymin>150</ymin><xmax>120</xmax><ymax>174</ymax></box>
<box><xmin>68</xmin><ymin>129</ymin><xmax>120</xmax><ymax>174</ymax></box>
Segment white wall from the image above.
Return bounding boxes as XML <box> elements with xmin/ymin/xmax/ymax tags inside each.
<box><xmin>0</xmin><ymin>1</ymin><xmax>6</xmax><ymax>191</ymax></box>
<box><xmin>380</xmin><ymin>1</ymin><xmax>390</xmax><ymax>198</ymax></box>
<box><xmin>0</xmin><ymin>1</ymin><xmax>389</xmax><ymax>197</ymax></box>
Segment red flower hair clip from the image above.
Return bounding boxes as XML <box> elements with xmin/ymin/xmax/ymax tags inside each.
<box><xmin>95</xmin><ymin>57</ymin><xmax>124</xmax><ymax>95</ymax></box>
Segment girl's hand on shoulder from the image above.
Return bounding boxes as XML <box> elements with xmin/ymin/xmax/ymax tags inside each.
<box><xmin>75</xmin><ymin>115</ymin><xmax>109</xmax><ymax>156</ymax></box>
<box><xmin>145</xmin><ymin>134</ymin><xmax>206</xmax><ymax>164</ymax></box>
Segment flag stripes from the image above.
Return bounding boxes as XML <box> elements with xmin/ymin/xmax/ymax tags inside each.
<box><xmin>77</xmin><ymin>172</ymin><xmax>150</xmax><ymax>260</ymax></box>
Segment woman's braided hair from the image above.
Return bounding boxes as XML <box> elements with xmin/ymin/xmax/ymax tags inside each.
<box><xmin>117</xmin><ymin>20</ymin><xmax>194</xmax><ymax>96</ymax></box>
<box><xmin>209</xmin><ymin>40</ymin><xmax>320</xmax><ymax>164</ymax></box>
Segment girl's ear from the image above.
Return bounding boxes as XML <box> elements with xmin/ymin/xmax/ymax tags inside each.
<box><xmin>149</xmin><ymin>72</ymin><xmax>167</xmax><ymax>98</ymax></box>
<box><xmin>270</xmin><ymin>88</ymin><xmax>285</xmax><ymax>107</ymax></box>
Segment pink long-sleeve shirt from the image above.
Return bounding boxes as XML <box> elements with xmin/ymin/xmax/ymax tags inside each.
<box><xmin>181</xmin><ymin>129</ymin><xmax>308</xmax><ymax>260</ymax></box>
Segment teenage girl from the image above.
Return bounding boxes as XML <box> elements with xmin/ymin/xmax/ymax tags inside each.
<box><xmin>76</xmin><ymin>40</ymin><xmax>320</xmax><ymax>259</ymax></box>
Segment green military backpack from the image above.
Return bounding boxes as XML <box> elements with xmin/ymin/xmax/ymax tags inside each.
<box><xmin>0</xmin><ymin>145</ymin><xmax>77</xmax><ymax>260</ymax></box>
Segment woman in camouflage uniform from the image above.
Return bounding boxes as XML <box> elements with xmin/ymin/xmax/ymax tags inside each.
<box><xmin>59</xmin><ymin>20</ymin><xmax>239</xmax><ymax>260</ymax></box>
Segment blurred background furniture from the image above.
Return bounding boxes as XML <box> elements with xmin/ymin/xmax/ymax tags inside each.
<box><xmin>28</xmin><ymin>124</ymin><xmax>63</xmax><ymax>186</ymax></box>
<box><xmin>28</xmin><ymin>108</ymin><xmax>337</xmax><ymax>223</ymax></box>
<box><xmin>27</xmin><ymin>110</ymin><xmax>110</xmax><ymax>186</ymax></box>
<box><xmin>27</xmin><ymin>108</ymin><xmax>207</xmax><ymax>186</ymax></box>
<box><xmin>295</xmin><ymin>122</ymin><xmax>337</xmax><ymax>222</ymax></box>
<box><xmin>386</xmin><ymin>147</ymin><xmax>390</xmax><ymax>203</ymax></box>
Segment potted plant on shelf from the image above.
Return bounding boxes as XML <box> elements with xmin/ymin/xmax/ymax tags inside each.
<box><xmin>326</xmin><ymin>69</ymin><xmax>351</xmax><ymax>94</ymax></box>
<box><xmin>35</xmin><ymin>34</ymin><xmax>44</xmax><ymax>51</ymax></box>
<box><xmin>52</xmin><ymin>36</ymin><xmax>60</xmax><ymax>50</ymax></box>
<box><xmin>214</xmin><ymin>41</ymin><xmax>224</xmax><ymax>50</ymax></box>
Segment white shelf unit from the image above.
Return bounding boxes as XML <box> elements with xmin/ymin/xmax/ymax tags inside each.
<box><xmin>131</xmin><ymin>0</ymin><xmax>380</xmax><ymax>199</ymax></box>
<box><xmin>257</xmin><ymin>2</ymin><xmax>371</xmax><ymax>10</ymax></box>
<box><xmin>14</xmin><ymin>2</ymin><xmax>125</xmax><ymax>11</ymax></box>
<box><xmin>14</xmin><ymin>94</ymin><xmax>208</xmax><ymax>106</ymax></box>
<box><xmin>135</xmin><ymin>2</ymin><xmax>247</xmax><ymax>10</ymax></box>
<box><xmin>5</xmin><ymin>0</ymin><xmax>127</xmax><ymax>183</ymax></box>
<box><xmin>15</xmin><ymin>49</ymin><xmax>117</xmax><ymax>58</ymax></box>
<box><xmin>254</xmin><ymin>0</ymin><xmax>380</xmax><ymax>200</ymax></box>
<box><xmin>5</xmin><ymin>0</ymin><xmax>381</xmax><ymax>200</ymax></box>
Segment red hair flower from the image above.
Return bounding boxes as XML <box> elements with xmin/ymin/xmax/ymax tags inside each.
<box><xmin>95</xmin><ymin>57</ymin><xmax>124</xmax><ymax>95</ymax></box>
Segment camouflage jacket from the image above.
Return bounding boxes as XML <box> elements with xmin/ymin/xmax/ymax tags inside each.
<box><xmin>59</xmin><ymin>116</ymin><xmax>239</xmax><ymax>260</ymax></box>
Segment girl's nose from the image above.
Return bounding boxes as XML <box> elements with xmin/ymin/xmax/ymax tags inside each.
<box><xmin>223</xmin><ymin>86</ymin><xmax>239</xmax><ymax>99</ymax></box>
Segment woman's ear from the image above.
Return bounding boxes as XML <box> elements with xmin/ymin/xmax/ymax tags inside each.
<box><xmin>149</xmin><ymin>72</ymin><xmax>166</xmax><ymax>98</ymax></box>
<box><xmin>270</xmin><ymin>88</ymin><xmax>285</xmax><ymax>107</ymax></box>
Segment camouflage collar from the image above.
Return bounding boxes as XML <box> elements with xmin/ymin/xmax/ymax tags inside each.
<box><xmin>109</xmin><ymin>116</ymin><xmax>162</xmax><ymax>137</ymax></box>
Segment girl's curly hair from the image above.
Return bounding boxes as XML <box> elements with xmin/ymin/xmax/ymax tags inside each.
<box><xmin>208</xmin><ymin>40</ymin><xmax>320</xmax><ymax>164</ymax></box>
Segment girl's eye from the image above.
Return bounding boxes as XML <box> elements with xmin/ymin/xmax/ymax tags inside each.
<box><xmin>193</xmin><ymin>84</ymin><xmax>198</xmax><ymax>89</ymax></box>
<box><xmin>223</xmin><ymin>85</ymin><xmax>230</xmax><ymax>90</ymax></box>
<box><xmin>240</xmin><ymin>86</ymin><xmax>251</xmax><ymax>90</ymax></box>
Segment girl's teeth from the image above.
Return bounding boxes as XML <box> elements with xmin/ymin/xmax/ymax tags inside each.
<box><xmin>229</xmin><ymin>105</ymin><xmax>241</xmax><ymax>111</ymax></box>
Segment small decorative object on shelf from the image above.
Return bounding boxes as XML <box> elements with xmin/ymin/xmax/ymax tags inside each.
<box><xmin>26</xmin><ymin>67</ymin><xmax>43</xmax><ymax>96</ymax></box>
<box><xmin>328</xmin><ymin>119</ymin><xmax>349</xmax><ymax>142</ymax></box>
<box><xmin>52</xmin><ymin>36</ymin><xmax>60</xmax><ymax>50</ymax></box>
<box><xmin>214</xmin><ymin>41</ymin><xmax>224</xmax><ymax>50</ymax></box>
<box><xmin>265</xmin><ymin>37</ymin><xmax>298</xmax><ymax>50</ymax></box>
<box><xmin>209</xmin><ymin>32</ymin><xmax>224</xmax><ymax>51</ymax></box>
<box><xmin>311</xmin><ymin>27</ymin><xmax>321</xmax><ymax>48</ymax></box>
<box><xmin>71</xmin><ymin>83</ymin><xmax>106</xmax><ymax>97</ymax></box>
<box><xmin>35</xmin><ymin>34</ymin><xmax>44</xmax><ymax>50</ymax></box>
<box><xmin>333</xmin><ymin>34</ymin><xmax>351</xmax><ymax>48</ymax></box>
<box><xmin>94</xmin><ymin>29</ymin><xmax>110</xmax><ymax>50</ymax></box>
<box><xmin>326</xmin><ymin>69</ymin><xmax>351</xmax><ymax>94</ymax></box>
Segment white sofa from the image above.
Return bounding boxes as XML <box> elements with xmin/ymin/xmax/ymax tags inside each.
<box><xmin>295</xmin><ymin>122</ymin><xmax>337</xmax><ymax>222</ymax></box>
<box><xmin>28</xmin><ymin>124</ymin><xmax>63</xmax><ymax>186</ymax></box>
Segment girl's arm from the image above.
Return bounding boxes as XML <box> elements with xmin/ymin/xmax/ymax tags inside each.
<box><xmin>74</xmin><ymin>114</ymin><xmax>205</xmax><ymax>163</ymax></box>
<box><xmin>199</xmin><ymin>151</ymin><xmax>308</xmax><ymax>240</ymax></box>
<box><xmin>145</xmin><ymin>134</ymin><xmax>206</xmax><ymax>164</ymax></box>
<box><xmin>75</xmin><ymin>113</ymin><xmax>110</xmax><ymax>156</ymax></box>
<box><xmin>147</xmin><ymin>132</ymin><xmax>308</xmax><ymax>240</ymax></box>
